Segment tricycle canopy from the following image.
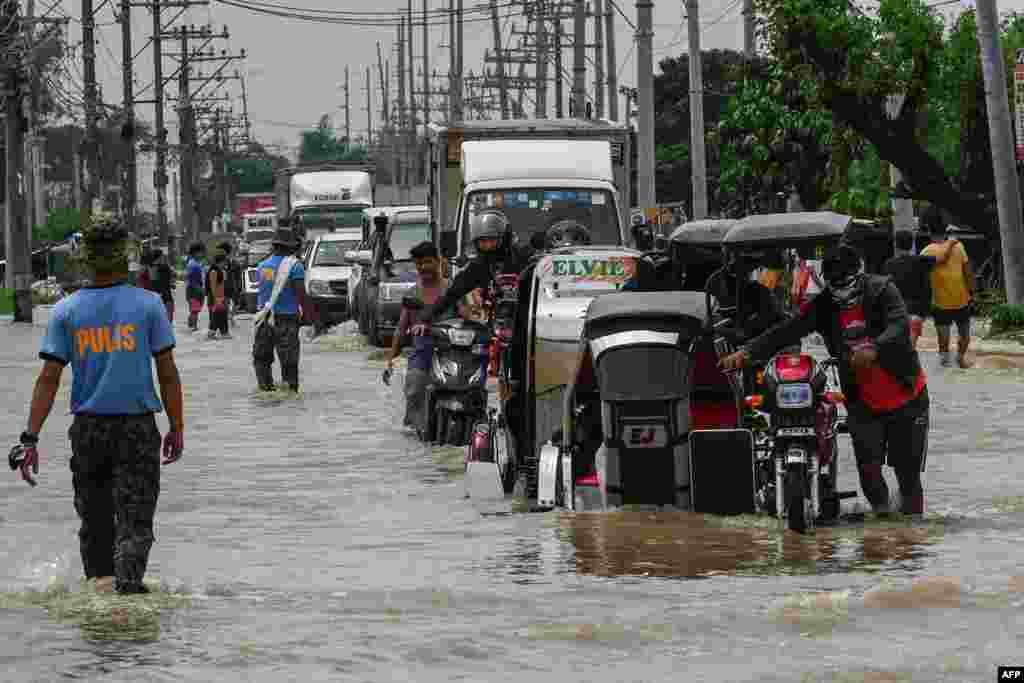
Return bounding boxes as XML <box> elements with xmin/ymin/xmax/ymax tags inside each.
<box><xmin>722</xmin><ymin>211</ymin><xmax>850</xmax><ymax>257</ymax></box>
<box><xmin>668</xmin><ymin>219</ymin><xmax>738</xmax><ymax>246</ymax></box>
<box><xmin>583</xmin><ymin>290</ymin><xmax>708</xmax><ymax>343</ymax></box>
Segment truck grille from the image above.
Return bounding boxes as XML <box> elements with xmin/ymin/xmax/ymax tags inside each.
<box><xmin>329</xmin><ymin>280</ymin><xmax>348</xmax><ymax>296</ymax></box>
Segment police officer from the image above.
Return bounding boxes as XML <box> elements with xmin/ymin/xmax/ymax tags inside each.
<box><xmin>10</xmin><ymin>214</ymin><xmax>185</xmax><ymax>594</ymax></box>
<box><xmin>253</xmin><ymin>229</ymin><xmax>306</xmax><ymax>392</ymax></box>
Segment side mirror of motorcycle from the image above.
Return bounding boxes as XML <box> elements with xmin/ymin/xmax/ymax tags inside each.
<box><xmin>452</xmin><ymin>255</ymin><xmax>469</xmax><ymax>268</ymax></box>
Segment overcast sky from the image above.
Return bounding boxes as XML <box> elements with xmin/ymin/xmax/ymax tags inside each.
<box><xmin>43</xmin><ymin>0</ymin><xmax>1017</xmax><ymax>212</ymax></box>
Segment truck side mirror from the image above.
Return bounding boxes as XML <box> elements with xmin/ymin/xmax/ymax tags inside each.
<box><xmin>440</xmin><ymin>230</ymin><xmax>457</xmax><ymax>258</ymax></box>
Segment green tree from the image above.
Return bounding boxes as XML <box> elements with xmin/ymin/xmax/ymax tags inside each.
<box><xmin>755</xmin><ymin>0</ymin><xmax>1002</xmax><ymax>231</ymax></box>
<box><xmin>33</xmin><ymin>207</ymin><xmax>86</xmax><ymax>244</ymax></box>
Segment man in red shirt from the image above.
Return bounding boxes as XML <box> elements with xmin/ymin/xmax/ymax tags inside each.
<box><xmin>721</xmin><ymin>244</ymin><xmax>929</xmax><ymax>515</ymax></box>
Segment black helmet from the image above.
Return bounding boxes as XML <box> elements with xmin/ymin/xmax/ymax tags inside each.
<box><xmin>470</xmin><ymin>210</ymin><xmax>509</xmax><ymax>243</ymax></box>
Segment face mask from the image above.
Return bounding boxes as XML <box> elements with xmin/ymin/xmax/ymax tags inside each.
<box><xmin>828</xmin><ymin>272</ymin><xmax>863</xmax><ymax>308</ymax></box>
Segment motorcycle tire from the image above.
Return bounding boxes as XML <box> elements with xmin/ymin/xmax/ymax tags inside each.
<box><xmin>785</xmin><ymin>464</ymin><xmax>808</xmax><ymax>534</ymax></box>
<box><xmin>493</xmin><ymin>417</ymin><xmax>516</xmax><ymax>493</ymax></box>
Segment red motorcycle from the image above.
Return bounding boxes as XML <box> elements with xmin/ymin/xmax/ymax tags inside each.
<box><xmin>465</xmin><ymin>273</ymin><xmax>520</xmax><ymax>497</ymax></box>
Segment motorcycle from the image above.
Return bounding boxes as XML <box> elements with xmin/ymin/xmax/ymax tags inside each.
<box><xmin>402</xmin><ymin>296</ymin><xmax>491</xmax><ymax>447</ymax></box>
<box><xmin>464</xmin><ymin>273</ymin><xmax>521</xmax><ymax>499</ymax></box>
<box><xmin>749</xmin><ymin>354</ymin><xmax>853</xmax><ymax>532</ymax></box>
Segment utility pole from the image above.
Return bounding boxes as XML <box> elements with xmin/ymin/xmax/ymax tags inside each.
<box><xmin>977</xmin><ymin>0</ymin><xmax>1024</xmax><ymax>303</ymax></box>
<box><xmin>593</xmin><ymin>0</ymin><xmax>604</xmax><ymax>119</ymax></box>
<box><xmin>82</xmin><ymin>0</ymin><xmax>99</xmax><ymax>212</ymax></box>
<box><xmin>554</xmin><ymin>15</ymin><xmax>564</xmax><ymax>117</ymax></box>
<box><xmin>456</xmin><ymin>0</ymin><xmax>464</xmax><ymax>120</ymax></box>
<box><xmin>24</xmin><ymin>0</ymin><xmax>44</xmax><ymax>236</ymax></box>
<box><xmin>344</xmin><ymin>65</ymin><xmax>351</xmax><ymax>144</ymax></box>
<box><xmin>120</xmin><ymin>0</ymin><xmax>137</xmax><ymax>231</ymax></box>
<box><xmin>685</xmin><ymin>0</ymin><xmax>707</xmax><ymax>219</ymax></box>
<box><xmin>490</xmin><ymin>0</ymin><xmax>509</xmax><ymax>119</ymax></box>
<box><xmin>422</xmin><ymin>0</ymin><xmax>430</xmax><ymax>128</ymax></box>
<box><xmin>397</xmin><ymin>22</ymin><xmax>407</xmax><ymax>186</ymax></box>
<box><xmin>535</xmin><ymin>0</ymin><xmax>547</xmax><ymax>118</ymax></box>
<box><xmin>449</xmin><ymin>0</ymin><xmax>456</xmax><ymax>120</ymax></box>
<box><xmin>3</xmin><ymin>0</ymin><xmax>29</xmax><ymax>321</ymax></box>
<box><xmin>636</xmin><ymin>0</ymin><xmax>657</xmax><ymax>213</ymax></box>
<box><xmin>407</xmin><ymin>2</ymin><xmax>417</xmax><ymax>181</ymax></box>
<box><xmin>377</xmin><ymin>41</ymin><xmax>388</xmax><ymax>127</ymax></box>
<box><xmin>365</xmin><ymin>66</ymin><xmax>373</xmax><ymax>146</ymax></box>
<box><xmin>605</xmin><ymin>0</ymin><xmax>617</xmax><ymax>121</ymax></box>
<box><xmin>572</xmin><ymin>0</ymin><xmax>585</xmax><ymax>118</ymax></box>
<box><xmin>743</xmin><ymin>0</ymin><xmax>755</xmax><ymax>57</ymax></box>
<box><xmin>178</xmin><ymin>26</ymin><xmax>195</xmax><ymax>242</ymax></box>
<box><xmin>151</xmin><ymin>0</ymin><xmax>169</xmax><ymax>255</ymax></box>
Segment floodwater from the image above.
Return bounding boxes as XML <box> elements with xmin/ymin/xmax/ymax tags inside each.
<box><xmin>2</xmin><ymin>303</ymin><xmax>1024</xmax><ymax>682</ymax></box>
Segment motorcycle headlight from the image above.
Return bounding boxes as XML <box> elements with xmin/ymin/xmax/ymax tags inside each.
<box><xmin>448</xmin><ymin>328</ymin><xmax>477</xmax><ymax>346</ymax></box>
<box><xmin>308</xmin><ymin>280</ymin><xmax>330</xmax><ymax>296</ymax></box>
<box><xmin>776</xmin><ymin>383</ymin><xmax>813</xmax><ymax>409</ymax></box>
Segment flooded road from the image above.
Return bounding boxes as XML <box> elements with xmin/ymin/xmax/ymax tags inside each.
<box><xmin>1</xmin><ymin>304</ymin><xmax>1023</xmax><ymax>682</ymax></box>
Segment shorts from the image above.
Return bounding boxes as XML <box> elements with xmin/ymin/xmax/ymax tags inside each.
<box><xmin>932</xmin><ymin>306</ymin><xmax>971</xmax><ymax>336</ymax></box>
<box><xmin>909</xmin><ymin>315</ymin><xmax>923</xmax><ymax>340</ymax></box>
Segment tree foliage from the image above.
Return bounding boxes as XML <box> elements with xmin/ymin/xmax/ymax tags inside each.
<box><xmin>33</xmin><ymin>207</ymin><xmax>86</xmax><ymax>244</ymax></box>
<box><xmin>297</xmin><ymin>116</ymin><xmax>370</xmax><ymax>164</ymax></box>
<box><xmin>754</xmin><ymin>0</ymin><xmax>1024</xmax><ymax>232</ymax></box>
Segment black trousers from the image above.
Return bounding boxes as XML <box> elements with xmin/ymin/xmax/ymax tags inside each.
<box><xmin>846</xmin><ymin>388</ymin><xmax>929</xmax><ymax>513</ymax></box>
<box><xmin>68</xmin><ymin>414</ymin><xmax>161</xmax><ymax>591</ymax></box>
<box><xmin>252</xmin><ymin>315</ymin><xmax>301</xmax><ymax>389</ymax></box>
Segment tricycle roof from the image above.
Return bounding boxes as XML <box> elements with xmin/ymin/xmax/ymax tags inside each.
<box><xmin>668</xmin><ymin>219</ymin><xmax>737</xmax><ymax>245</ymax></box>
<box><xmin>722</xmin><ymin>211</ymin><xmax>851</xmax><ymax>248</ymax></box>
<box><xmin>585</xmin><ymin>290</ymin><xmax>708</xmax><ymax>326</ymax></box>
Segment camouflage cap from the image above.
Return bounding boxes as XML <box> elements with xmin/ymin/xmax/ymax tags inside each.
<box><xmin>80</xmin><ymin>212</ymin><xmax>133</xmax><ymax>272</ymax></box>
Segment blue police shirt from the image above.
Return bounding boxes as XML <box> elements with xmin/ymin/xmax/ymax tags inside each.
<box><xmin>185</xmin><ymin>258</ymin><xmax>204</xmax><ymax>291</ymax></box>
<box><xmin>257</xmin><ymin>255</ymin><xmax>306</xmax><ymax>314</ymax></box>
<box><xmin>39</xmin><ymin>284</ymin><xmax>176</xmax><ymax>415</ymax></box>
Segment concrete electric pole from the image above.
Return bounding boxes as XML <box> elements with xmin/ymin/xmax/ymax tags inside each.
<box><xmin>743</xmin><ymin>0</ymin><xmax>755</xmax><ymax>57</ymax></box>
<box><xmin>2</xmin><ymin>0</ymin><xmax>30</xmax><ymax>321</ymax></box>
<box><xmin>686</xmin><ymin>0</ymin><xmax>708</xmax><ymax>219</ymax></box>
<box><xmin>636</xmin><ymin>0</ymin><xmax>656</xmax><ymax>211</ymax></box>
<box><xmin>572</xmin><ymin>0</ymin><xmax>586</xmax><ymax>119</ymax></box>
<box><xmin>593</xmin><ymin>0</ymin><xmax>604</xmax><ymax>119</ymax></box>
<box><xmin>976</xmin><ymin>0</ymin><xmax>1024</xmax><ymax>304</ymax></box>
<box><xmin>82</xmin><ymin>0</ymin><xmax>99</xmax><ymax>212</ymax></box>
<box><xmin>605</xmin><ymin>0</ymin><xmax>617</xmax><ymax>121</ymax></box>
<box><xmin>120</xmin><ymin>0</ymin><xmax>137</xmax><ymax>232</ymax></box>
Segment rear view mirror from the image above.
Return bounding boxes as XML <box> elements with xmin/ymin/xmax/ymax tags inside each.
<box><xmin>346</xmin><ymin>249</ymin><xmax>373</xmax><ymax>266</ymax></box>
<box><xmin>440</xmin><ymin>230</ymin><xmax>457</xmax><ymax>258</ymax></box>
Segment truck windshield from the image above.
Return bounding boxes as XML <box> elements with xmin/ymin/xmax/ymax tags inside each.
<box><xmin>296</xmin><ymin>207</ymin><xmax>365</xmax><ymax>229</ymax></box>
<box><xmin>245</xmin><ymin>229</ymin><xmax>276</xmax><ymax>242</ymax></box>
<box><xmin>387</xmin><ymin>222</ymin><xmax>431</xmax><ymax>261</ymax></box>
<box><xmin>461</xmin><ymin>188</ymin><xmax>619</xmax><ymax>251</ymax></box>
<box><xmin>313</xmin><ymin>240</ymin><xmax>360</xmax><ymax>266</ymax></box>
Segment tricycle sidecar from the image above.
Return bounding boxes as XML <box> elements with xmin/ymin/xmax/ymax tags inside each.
<box><xmin>537</xmin><ymin>290</ymin><xmax>757</xmax><ymax>515</ymax></box>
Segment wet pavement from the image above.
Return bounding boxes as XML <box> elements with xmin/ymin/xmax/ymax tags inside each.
<box><xmin>1</xmin><ymin>296</ymin><xmax>1024</xmax><ymax>682</ymax></box>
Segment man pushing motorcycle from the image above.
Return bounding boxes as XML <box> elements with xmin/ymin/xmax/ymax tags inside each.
<box><xmin>720</xmin><ymin>243</ymin><xmax>929</xmax><ymax>516</ymax></box>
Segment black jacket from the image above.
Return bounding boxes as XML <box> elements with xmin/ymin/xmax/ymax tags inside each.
<box><xmin>744</xmin><ymin>274</ymin><xmax>922</xmax><ymax>405</ymax></box>
<box><xmin>708</xmin><ymin>271</ymin><xmax>785</xmax><ymax>341</ymax></box>
<box><xmin>422</xmin><ymin>245</ymin><xmax>533</xmax><ymax>323</ymax></box>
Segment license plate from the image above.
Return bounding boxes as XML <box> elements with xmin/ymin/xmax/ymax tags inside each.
<box><xmin>624</xmin><ymin>424</ymin><xmax>668</xmax><ymax>449</ymax></box>
<box><xmin>786</xmin><ymin>447</ymin><xmax>805</xmax><ymax>464</ymax></box>
<box><xmin>777</xmin><ymin>427</ymin><xmax>815</xmax><ymax>437</ymax></box>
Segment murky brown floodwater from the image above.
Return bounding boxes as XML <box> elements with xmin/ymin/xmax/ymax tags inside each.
<box><xmin>2</xmin><ymin>298</ymin><xmax>1023</xmax><ymax>682</ymax></box>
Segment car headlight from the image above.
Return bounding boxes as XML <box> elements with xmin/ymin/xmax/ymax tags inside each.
<box><xmin>308</xmin><ymin>280</ymin><xmax>331</xmax><ymax>296</ymax></box>
<box><xmin>776</xmin><ymin>383</ymin><xmax>813</xmax><ymax>409</ymax></box>
<box><xmin>380</xmin><ymin>282</ymin><xmax>414</xmax><ymax>301</ymax></box>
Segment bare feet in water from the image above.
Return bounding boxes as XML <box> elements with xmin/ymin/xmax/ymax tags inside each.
<box><xmin>95</xmin><ymin>576</ymin><xmax>114</xmax><ymax>593</ymax></box>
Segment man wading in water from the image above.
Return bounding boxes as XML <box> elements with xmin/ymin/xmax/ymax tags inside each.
<box><xmin>253</xmin><ymin>229</ymin><xmax>306</xmax><ymax>392</ymax></box>
<box><xmin>9</xmin><ymin>214</ymin><xmax>185</xmax><ymax>594</ymax></box>
<box><xmin>383</xmin><ymin>241</ymin><xmax>458</xmax><ymax>435</ymax></box>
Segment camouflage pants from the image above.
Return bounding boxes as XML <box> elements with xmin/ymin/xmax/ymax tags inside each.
<box><xmin>253</xmin><ymin>315</ymin><xmax>301</xmax><ymax>390</ymax></box>
<box><xmin>68</xmin><ymin>414</ymin><xmax>161</xmax><ymax>592</ymax></box>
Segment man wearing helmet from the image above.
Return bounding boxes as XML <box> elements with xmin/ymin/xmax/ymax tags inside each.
<box><xmin>720</xmin><ymin>243</ymin><xmax>930</xmax><ymax>516</ymax></box>
<box><xmin>410</xmin><ymin>209</ymin><xmax>537</xmax><ymax>444</ymax></box>
<box><xmin>10</xmin><ymin>214</ymin><xmax>184</xmax><ymax>594</ymax></box>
